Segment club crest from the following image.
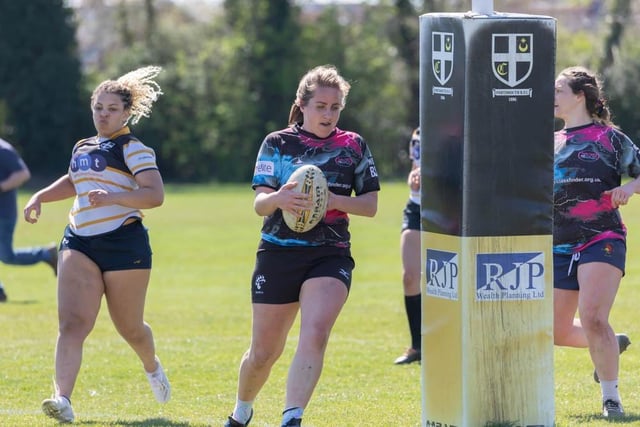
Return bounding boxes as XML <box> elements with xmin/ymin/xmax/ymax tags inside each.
<box><xmin>432</xmin><ymin>32</ymin><xmax>454</xmax><ymax>86</ymax></box>
<box><xmin>492</xmin><ymin>34</ymin><xmax>533</xmax><ymax>88</ymax></box>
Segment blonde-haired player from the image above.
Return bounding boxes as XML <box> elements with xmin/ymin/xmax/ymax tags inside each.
<box><xmin>24</xmin><ymin>66</ymin><xmax>170</xmax><ymax>423</ymax></box>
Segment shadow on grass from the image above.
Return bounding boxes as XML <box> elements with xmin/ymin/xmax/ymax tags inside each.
<box><xmin>3</xmin><ymin>299</ymin><xmax>39</xmax><ymax>305</ymax></box>
<box><xmin>78</xmin><ymin>418</ymin><xmax>207</xmax><ymax>426</ymax></box>
<box><xmin>482</xmin><ymin>419</ymin><xmax>640</xmax><ymax>427</ymax></box>
<box><xmin>566</xmin><ymin>412</ymin><xmax>640</xmax><ymax>425</ymax></box>
<box><xmin>483</xmin><ymin>422</ymin><xmax>519</xmax><ymax>427</ymax></box>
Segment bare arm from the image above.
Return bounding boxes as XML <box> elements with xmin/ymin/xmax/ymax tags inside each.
<box><xmin>408</xmin><ymin>167</ymin><xmax>420</xmax><ymax>191</ymax></box>
<box><xmin>87</xmin><ymin>169</ymin><xmax>164</xmax><ymax>209</ymax></box>
<box><xmin>606</xmin><ymin>175</ymin><xmax>640</xmax><ymax>208</ymax></box>
<box><xmin>23</xmin><ymin>175</ymin><xmax>77</xmax><ymax>223</ymax></box>
<box><xmin>254</xmin><ymin>182</ymin><xmax>312</xmax><ymax>217</ymax></box>
<box><xmin>255</xmin><ymin>184</ymin><xmax>378</xmax><ymax>218</ymax></box>
<box><xmin>627</xmin><ymin>175</ymin><xmax>640</xmax><ymax>195</ymax></box>
<box><xmin>328</xmin><ymin>191</ymin><xmax>378</xmax><ymax>217</ymax></box>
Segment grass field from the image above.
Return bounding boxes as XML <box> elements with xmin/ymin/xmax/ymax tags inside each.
<box><xmin>0</xmin><ymin>181</ymin><xmax>638</xmax><ymax>426</ymax></box>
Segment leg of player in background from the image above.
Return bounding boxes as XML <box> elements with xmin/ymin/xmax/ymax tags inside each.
<box><xmin>395</xmin><ymin>228</ymin><xmax>421</xmax><ymax>364</ymax></box>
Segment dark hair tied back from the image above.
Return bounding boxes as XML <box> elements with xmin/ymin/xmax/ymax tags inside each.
<box><xmin>559</xmin><ymin>66</ymin><xmax>613</xmax><ymax>127</ymax></box>
<box><xmin>595</xmin><ymin>98</ymin><xmax>605</xmax><ymax>116</ymax></box>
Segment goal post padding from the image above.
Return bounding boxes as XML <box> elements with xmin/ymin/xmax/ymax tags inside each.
<box><xmin>419</xmin><ymin>12</ymin><xmax>557</xmax><ymax>427</ymax></box>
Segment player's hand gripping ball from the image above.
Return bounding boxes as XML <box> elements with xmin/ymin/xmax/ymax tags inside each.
<box><xmin>282</xmin><ymin>164</ymin><xmax>329</xmax><ymax>233</ymax></box>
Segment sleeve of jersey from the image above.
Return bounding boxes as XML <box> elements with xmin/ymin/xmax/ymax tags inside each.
<box><xmin>252</xmin><ymin>136</ymin><xmax>281</xmax><ymax>190</ymax></box>
<box><xmin>0</xmin><ymin>149</ymin><xmax>24</xmax><ymax>174</ymax></box>
<box><xmin>123</xmin><ymin>140</ymin><xmax>158</xmax><ymax>175</ymax></box>
<box><xmin>353</xmin><ymin>141</ymin><xmax>380</xmax><ymax>195</ymax></box>
<box><xmin>619</xmin><ymin>132</ymin><xmax>640</xmax><ymax>178</ymax></box>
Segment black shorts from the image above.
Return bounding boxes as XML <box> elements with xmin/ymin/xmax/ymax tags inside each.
<box><xmin>60</xmin><ymin>220</ymin><xmax>152</xmax><ymax>272</ymax></box>
<box><xmin>251</xmin><ymin>240</ymin><xmax>355</xmax><ymax>304</ymax></box>
<box><xmin>402</xmin><ymin>200</ymin><xmax>421</xmax><ymax>232</ymax></box>
<box><xmin>554</xmin><ymin>239</ymin><xmax>626</xmax><ymax>291</ymax></box>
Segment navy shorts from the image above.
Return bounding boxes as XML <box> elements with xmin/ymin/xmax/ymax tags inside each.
<box><xmin>60</xmin><ymin>220</ymin><xmax>152</xmax><ymax>272</ymax></box>
<box><xmin>554</xmin><ymin>239</ymin><xmax>626</xmax><ymax>291</ymax></box>
<box><xmin>402</xmin><ymin>200</ymin><xmax>421</xmax><ymax>232</ymax></box>
<box><xmin>251</xmin><ymin>240</ymin><xmax>355</xmax><ymax>304</ymax></box>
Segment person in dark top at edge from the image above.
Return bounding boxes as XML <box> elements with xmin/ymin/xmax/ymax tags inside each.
<box><xmin>0</xmin><ymin>138</ymin><xmax>58</xmax><ymax>302</ymax></box>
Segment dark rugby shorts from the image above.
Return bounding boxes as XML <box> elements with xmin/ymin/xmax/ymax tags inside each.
<box><xmin>401</xmin><ymin>200</ymin><xmax>421</xmax><ymax>232</ymax></box>
<box><xmin>554</xmin><ymin>239</ymin><xmax>626</xmax><ymax>291</ymax></box>
<box><xmin>60</xmin><ymin>220</ymin><xmax>152</xmax><ymax>272</ymax></box>
<box><xmin>251</xmin><ymin>241</ymin><xmax>355</xmax><ymax>304</ymax></box>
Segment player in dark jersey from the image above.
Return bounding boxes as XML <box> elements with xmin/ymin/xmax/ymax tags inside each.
<box><xmin>225</xmin><ymin>65</ymin><xmax>380</xmax><ymax>427</ymax></box>
<box><xmin>394</xmin><ymin>127</ymin><xmax>422</xmax><ymax>365</ymax></box>
<box><xmin>553</xmin><ymin>66</ymin><xmax>640</xmax><ymax>419</ymax></box>
<box><xmin>0</xmin><ymin>138</ymin><xmax>58</xmax><ymax>302</ymax></box>
<box><xmin>23</xmin><ymin>66</ymin><xmax>170</xmax><ymax>423</ymax></box>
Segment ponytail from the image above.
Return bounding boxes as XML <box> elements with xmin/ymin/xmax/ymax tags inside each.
<box><xmin>288</xmin><ymin>103</ymin><xmax>303</xmax><ymax>126</ymax></box>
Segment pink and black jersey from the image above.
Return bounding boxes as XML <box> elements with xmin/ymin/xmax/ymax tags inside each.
<box><xmin>252</xmin><ymin>124</ymin><xmax>380</xmax><ymax>247</ymax></box>
<box><xmin>553</xmin><ymin>123</ymin><xmax>640</xmax><ymax>254</ymax></box>
<box><xmin>67</xmin><ymin>127</ymin><xmax>158</xmax><ymax>236</ymax></box>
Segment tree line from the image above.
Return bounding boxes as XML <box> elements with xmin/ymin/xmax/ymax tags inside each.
<box><xmin>0</xmin><ymin>0</ymin><xmax>638</xmax><ymax>183</ymax></box>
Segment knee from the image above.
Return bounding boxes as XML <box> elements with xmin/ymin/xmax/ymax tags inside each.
<box><xmin>247</xmin><ymin>347</ymin><xmax>281</xmax><ymax>370</ymax></box>
<box><xmin>553</xmin><ymin>329</ymin><xmax>568</xmax><ymax>346</ymax></box>
<box><xmin>579</xmin><ymin>311</ymin><xmax>608</xmax><ymax>335</ymax></box>
<box><xmin>59</xmin><ymin>314</ymin><xmax>94</xmax><ymax>340</ymax></box>
<box><xmin>553</xmin><ymin>318</ymin><xmax>573</xmax><ymax>346</ymax></box>
<box><xmin>553</xmin><ymin>324</ymin><xmax>564</xmax><ymax>345</ymax></box>
<box><xmin>402</xmin><ymin>271</ymin><xmax>420</xmax><ymax>291</ymax></box>
<box><xmin>300</xmin><ymin>324</ymin><xmax>332</xmax><ymax>352</ymax></box>
<box><xmin>116</xmin><ymin>322</ymin><xmax>150</xmax><ymax>345</ymax></box>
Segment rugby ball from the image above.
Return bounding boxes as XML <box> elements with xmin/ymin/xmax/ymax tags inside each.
<box><xmin>282</xmin><ymin>164</ymin><xmax>328</xmax><ymax>233</ymax></box>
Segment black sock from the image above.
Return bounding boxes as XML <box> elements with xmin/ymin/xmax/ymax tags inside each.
<box><xmin>405</xmin><ymin>294</ymin><xmax>421</xmax><ymax>350</ymax></box>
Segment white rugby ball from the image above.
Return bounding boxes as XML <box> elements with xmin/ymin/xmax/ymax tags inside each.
<box><xmin>282</xmin><ymin>164</ymin><xmax>329</xmax><ymax>233</ymax></box>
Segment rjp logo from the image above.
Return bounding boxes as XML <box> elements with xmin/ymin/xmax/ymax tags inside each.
<box><xmin>492</xmin><ymin>34</ymin><xmax>533</xmax><ymax>88</ymax></box>
<box><xmin>426</xmin><ymin>249</ymin><xmax>458</xmax><ymax>301</ymax></box>
<box><xmin>476</xmin><ymin>252</ymin><xmax>545</xmax><ymax>301</ymax></box>
<box><xmin>432</xmin><ymin>32</ymin><xmax>454</xmax><ymax>86</ymax></box>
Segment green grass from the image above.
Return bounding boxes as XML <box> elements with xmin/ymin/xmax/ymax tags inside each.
<box><xmin>0</xmin><ymin>181</ymin><xmax>639</xmax><ymax>426</ymax></box>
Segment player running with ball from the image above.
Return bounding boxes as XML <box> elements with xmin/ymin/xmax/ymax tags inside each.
<box><xmin>224</xmin><ymin>65</ymin><xmax>380</xmax><ymax>427</ymax></box>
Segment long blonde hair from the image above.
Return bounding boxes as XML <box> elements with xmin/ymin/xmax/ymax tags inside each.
<box><xmin>91</xmin><ymin>66</ymin><xmax>163</xmax><ymax>125</ymax></box>
<box><xmin>288</xmin><ymin>65</ymin><xmax>351</xmax><ymax>125</ymax></box>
